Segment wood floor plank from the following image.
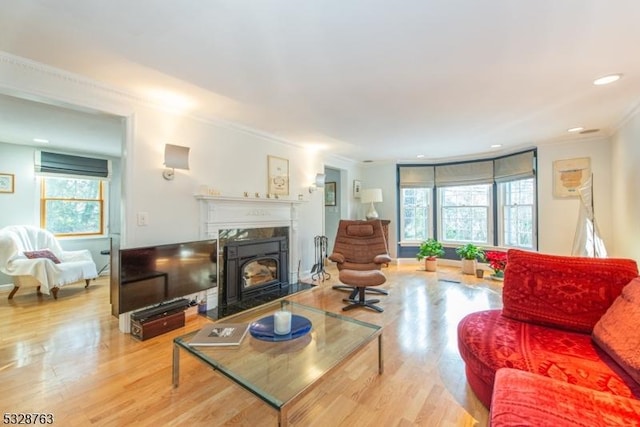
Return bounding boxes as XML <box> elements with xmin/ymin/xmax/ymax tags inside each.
<box><xmin>0</xmin><ymin>262</ymin><xmax>500</xmax><ymax>426</ymax></box>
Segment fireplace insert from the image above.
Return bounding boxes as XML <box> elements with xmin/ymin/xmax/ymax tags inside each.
<box><xmin>222</xmin><ymin>236</ymin><xmax>289</xmax><ymax>306</ymax></box>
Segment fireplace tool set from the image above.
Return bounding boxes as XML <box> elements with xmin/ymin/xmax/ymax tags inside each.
<box><xmin>311</xmin><ymin>235</ymin><xmax>331</xmax><ymax>281</ymax></box>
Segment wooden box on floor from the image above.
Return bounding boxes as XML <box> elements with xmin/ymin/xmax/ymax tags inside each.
<box><xmin>130</xmin><ymin>311</ymin><xmax>185</xmax><ymax>341</ymax></box>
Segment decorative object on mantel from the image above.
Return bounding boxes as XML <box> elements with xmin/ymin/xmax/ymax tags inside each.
<box><xmin>361</xmin><ymin>188</ymin><xmax>383</xmax><ymax>219</ymax></box>
<box><xmin>197</xmin><ymin>185</ymin><xmax>220</xmax><ymax>196</ymax></box>
<box><xmin>0</xmin><ymin>173</ymin><xmax>15</xmax><ymax>193</ymax></box>
<box><xmin>267</xmin><ymin>155</ymin><xmax>289</xmax><ymax>196</ymax></box>
<box><xmin>324</xmin><ymin>182</ymin><xmax>337</xmax><ymax>206</ymax></box>
<box><xmin>162</xmin><ymin>143</ymin><xmax>190</xmax><ymax>180</ymax></box>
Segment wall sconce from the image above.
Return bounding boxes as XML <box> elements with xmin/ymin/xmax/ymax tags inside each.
<box><xmin>309</xmin><ymin>173</ymin><xmax>326</xmax><ymax>193</ymax></box>
<box><xmin>162</xmin><ymin>143</ymin><xmax>190</xmax><ymax>180</ymax></box>
<box><xmin>361</xmin><ymin>188</ymin><xmax>383</xmax><ymax>219</ymax></box>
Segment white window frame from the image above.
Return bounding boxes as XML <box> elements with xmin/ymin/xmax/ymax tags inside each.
<box><xmin>399</xmin><ymin>187</ymin><xmax>433</xmax><ymax>244</ymax></box>
<box><xmin>437</xmin><ymin>184</ymin><xmax>493</xmax><ymax>245</ymax></box>
<box><xmin>40</xmin><ymin>176</ymin><xmax>108</xmax><ymax>237</ymax></box>
<box><xmin>497</xmin><ymin>178</ymin><xmax>537</xmax><ymax>249</ymax></box>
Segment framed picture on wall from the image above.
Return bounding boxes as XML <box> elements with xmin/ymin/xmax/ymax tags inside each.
<box><xmin>267</xmin><ymin>155</ymin><xmax>289</xmax><ymax>196</ymax></box>
<box><xmin>325</xmin><ymin>182</ymin><xmax>336</xmax><ymax>206</ymax></box>
<box><xmin>553</xmin><ymin>157</ymin><xmax>591</xmax><ymax>198</ymax></box>
<box><xmin>353</xmin><ymin>179</ymin><xmax>362</xmax><ymax>198</ymax></box>
<box><xmin>0</xmin><ymin>173</ymin><xmax>14</xmax><ymax>193</ymax></box>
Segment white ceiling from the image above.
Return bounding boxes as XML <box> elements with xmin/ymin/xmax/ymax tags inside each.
<box><xmin>1</xmin><ymin>0</ymin><xmax>640</xmax><ymax>162</ymax></box>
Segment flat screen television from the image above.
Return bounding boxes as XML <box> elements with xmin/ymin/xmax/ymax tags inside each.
<box><xmin>116</xmin><ymin>239</ymin><xmax>217</xmax><ymax>314</ymax></box>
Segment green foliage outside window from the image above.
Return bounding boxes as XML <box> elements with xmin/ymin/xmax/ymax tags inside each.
<box><xmin>41</xmin><ymin>177</ymin><xmax>104</xmax><ymax>236</ymax></box>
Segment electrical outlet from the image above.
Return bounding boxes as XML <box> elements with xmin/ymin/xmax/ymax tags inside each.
<box><xmin>137</xmin><ymin>212</ymin><xmax>149</xmax><ymax>226</ymax></box>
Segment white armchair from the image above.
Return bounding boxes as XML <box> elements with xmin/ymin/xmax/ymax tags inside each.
<box><xmin>0</xmin><ymin>225</ymin><xmax>97</xmax><ymax>299</ymax></box>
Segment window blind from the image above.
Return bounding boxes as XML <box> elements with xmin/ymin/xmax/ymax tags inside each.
<box><xmin>435</xmin><ymin>161</ymin><xmax>494</xmax><ymax>187</ymax></box>
<box><xmin>494</xmin><ymin>151</ymin><xmax>536</xmax><ymax>182</ymax></box>
<box><xmin>35</xmin><ymin>151</ymin><xmax>110</xmax><ymax>178</ymax></box>
<box><xmin>399</xmin><ymin>166</ymin><xmax>435</xmax><ymax>188</ymax></box>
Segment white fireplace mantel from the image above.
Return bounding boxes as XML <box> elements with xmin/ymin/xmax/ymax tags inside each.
<box><xmin>195</xmin><ymin>195</ymin><xmax>304</xmax><ymax>238</ymax></box>
<box><xmin>195</xmin><ymin>195</ymin><xmax>305</xmax><ymax>310</ymax></box>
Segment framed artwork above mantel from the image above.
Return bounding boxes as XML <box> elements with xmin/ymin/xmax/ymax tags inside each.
<box><xmin>267</xmin><ymin>155</ymin><xmax>289</xmax><ymax>196</ymax></box>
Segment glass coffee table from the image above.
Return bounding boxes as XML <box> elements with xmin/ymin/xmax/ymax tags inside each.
<box><xmin>173</xmin><ymin>300</ymin><xmax>383</xmax><ymax>426</ymax></box>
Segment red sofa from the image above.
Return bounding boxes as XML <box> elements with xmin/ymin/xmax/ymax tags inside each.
<box><xmin>457</xmin><ymin>249</ymin><xmax>640</xmax><ymax>425</ymax></box>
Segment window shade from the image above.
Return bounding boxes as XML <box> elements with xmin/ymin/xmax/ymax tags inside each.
<box><xmin>35</xmin><ymin>151</ymin><xmax>110</xmax><ymax>178</ymax></box>
<box><xmin>494</xmin><ymin>151</ymin><xmax>535</xmax><ymax>182</ymax></box>
<box><xmin>399</xmin><ymin>166</ymin><xmax>435</xmax><ymax>188</ymax></box>
<box><xmin>435</xmin><ymin>161</ymin><xmax>493</xmax><ymax>187</ymax></box>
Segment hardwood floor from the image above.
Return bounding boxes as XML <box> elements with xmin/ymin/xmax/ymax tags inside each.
<box><xmin>0</xmin><ymin>262</ymin><xmax>502</xmax><ymax>426</ymax></box>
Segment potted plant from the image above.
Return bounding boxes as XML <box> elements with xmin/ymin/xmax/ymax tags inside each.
<box><xmin>416</xmin><ymin>238</ymin><xmax>445</xmax><ymax>272</ymax></box>
<box><xmin>455</xmin><ymin>243</ymin><xmax>485</xmax><ymax>275</ymax></box>
<box><xmin>484</xmin><ymin>250</ymin><xmax>508</xmax><ymax>281</ymax></box>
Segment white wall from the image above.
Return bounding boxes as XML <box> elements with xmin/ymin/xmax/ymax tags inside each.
<box><xmin>611</xmin><ymin>109</ymin><xmax>640</xmax><ymax>263</ymax></box>
<box><xmin>0</xmin><ymin>54</ymin><xmax>324</xmax><ymax>282</ymax></box>
<box><xmin>0</xmin><ymin>142</ymin><xmax>39</xmax><ymax>226</ymax></box>
<box><xmin>536</xmin><ymin>137</ymin><xmax>613</xmax><ymax>255</ymax></box>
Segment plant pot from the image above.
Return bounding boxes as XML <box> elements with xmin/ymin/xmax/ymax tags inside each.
<box><xmin>461</xmin><ymin>259</ymin><xmax>477</xmax><ymax>275</ymax></box>
<box><xmin>424</xmin><ymin>258</ymin><xmax>437</xmax><ymax>272</ymax></box>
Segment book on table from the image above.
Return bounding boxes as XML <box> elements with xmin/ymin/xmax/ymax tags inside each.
<box><xmin>189</xmin><ymin>323</ymin><xmax>250</xmax><ymax>346</ymax></box>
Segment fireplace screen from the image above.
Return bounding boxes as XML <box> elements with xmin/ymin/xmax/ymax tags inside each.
<box><xmin>242</xmin><ymin>258</ymin><xmax>277</xmax><ymax>288</ymax></box>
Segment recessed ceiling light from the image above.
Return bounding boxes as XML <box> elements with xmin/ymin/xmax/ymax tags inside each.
<box><xmin>490</xmin><ymin>144</ymin><xmax>502</xmax><ymax>148</ymax></box>
<box><xmin>416</xmin><ymin>154</ymin><xmax>425</xmax><ymax>158</ymax></box>
<box><xmin>33</xmin><ymin>138</ymin><xmax>49</xmax><ymax>143</ymax></box>
<box><xmin>568</xmin><ymin>127</ymin><xmax>584</xmax><ymax>133</ymax></box>
<box><xmin>579</xmin><ymin>128</ymin><xmax>600</xmax><ymax>134</ymax></box>
<box><xmin>593</xmin><ymin>73</ymin><xmax>622</xmax><ymax>86</ymax></box>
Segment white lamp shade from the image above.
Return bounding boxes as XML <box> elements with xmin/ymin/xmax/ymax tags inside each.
<box><xmin>361</xmin><ymin>188</ymin><xmax>383</xmax><ymax>203</ymax></box>
<box><xmin>315</xmin><ymin>173</ymin><xmax>326</xmax><ymax>188</ymax></box>
<box><xmin>164</xmin><ymin>144</ymin><xmax>190</xmax><ymax>170</ymax></box>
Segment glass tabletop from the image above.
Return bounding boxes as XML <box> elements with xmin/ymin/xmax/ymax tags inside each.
<box><xmin>174</xmin><ymin>299</ymin><xmax>382</xmax><ymax>409</ymax></box>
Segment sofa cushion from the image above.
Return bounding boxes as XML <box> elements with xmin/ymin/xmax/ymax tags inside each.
<box><xmin>458</xmin><ymin>309</ymin><xmax>640</xmax><ymax>407</ymax></box>
<box><xmin>502</xmin><ymin>249</ymin><xmax>639</xmax><ymax>333</ymax></box>
<box><xmin>593</xmin><ymin>277</ymin><xmax>640</xmax><ymax>385</ymax></box>
<box><xmin>491</xmin><ymin>368</ymin><xmax>640</xmax><ymax>426</ymax></box>
<box><xmin>23</xmin><ymin>249</ymin><xmax>61</xmax><ymax>264</ymax></box>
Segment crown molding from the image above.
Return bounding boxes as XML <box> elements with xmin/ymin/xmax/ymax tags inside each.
<box><xmin>0</xmin><ymin>51</ymin><xmax>321</xmax><ymax>155</ymax></box>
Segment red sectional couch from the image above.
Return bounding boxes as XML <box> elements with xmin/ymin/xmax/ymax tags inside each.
<box><xmin>457</xmin><ymin>249</ymin><xmax>640</xmax><ymax>425</ymax></box>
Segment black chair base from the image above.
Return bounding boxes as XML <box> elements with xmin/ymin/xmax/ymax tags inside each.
<box><xmin>333</xmin><ymin>284</ymin><xmax>388</xmax><ymax>296</ymax></box>
<box><xmin>342</xmin><ymin>287</ymin><xmax>384</xmax><ymax>312</ymax></box>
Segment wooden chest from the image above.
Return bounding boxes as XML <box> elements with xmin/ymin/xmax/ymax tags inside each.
<box><xmin>131</xmin><ymin>310</ymin><xmax>185</xmax><ymax>341</ymax></box>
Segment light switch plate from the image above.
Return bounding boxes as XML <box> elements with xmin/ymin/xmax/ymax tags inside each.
<box><xmin>137</xmin><ymin>212</ymin><xmax>149</xmax><ymax>226</ymax></box>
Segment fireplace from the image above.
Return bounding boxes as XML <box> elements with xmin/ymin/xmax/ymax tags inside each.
<box><xmin>222</xmin><ymin>236</ymin><xmax>289</xmax><ymax>306</ymax></box>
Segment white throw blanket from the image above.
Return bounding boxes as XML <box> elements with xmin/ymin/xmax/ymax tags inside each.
<box><xmin>0</xmin><ymin>225</ymin><xmax>97</xmax><ymax>295</ymax></box>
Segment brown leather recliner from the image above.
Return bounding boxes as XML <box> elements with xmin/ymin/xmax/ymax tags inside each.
<box><xmin>328</xmin><ymin>220</ymin><xmax>391</xmax><ymax>312</ymax></box>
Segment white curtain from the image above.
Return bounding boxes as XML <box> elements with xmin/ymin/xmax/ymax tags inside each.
<box><xmin>572</xmin><ymin>175</ymin><xmax>607</xmax><ymax>257</ymax></box>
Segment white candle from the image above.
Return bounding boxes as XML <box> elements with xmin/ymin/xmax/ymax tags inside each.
<box><xmin>273</xmin><ymin>310</ymin><xmax>292</xmax><ymax>335</ymax></box>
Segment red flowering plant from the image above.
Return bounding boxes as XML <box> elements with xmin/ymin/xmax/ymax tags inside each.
<box><xmin>484</xmin><ymin>251</ymin><xmax>507</xmax><ymax>277</ymax></box>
